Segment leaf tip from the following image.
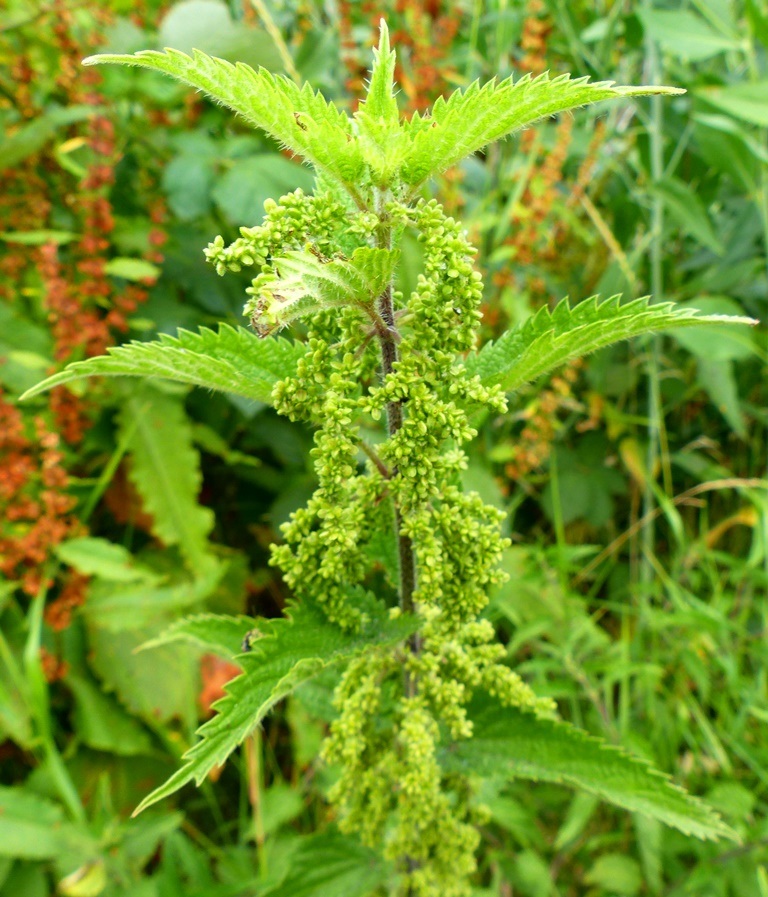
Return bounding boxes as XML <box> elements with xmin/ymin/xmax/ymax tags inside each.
<box><xmin>618</xmin><ymin>85</ymin><xmax>687</xmax><ymax>97</ymax></box>
<box><xmin>18</xmin><ymin>382</ymin><xmax>48</xmax><ymax>402</ymax></box>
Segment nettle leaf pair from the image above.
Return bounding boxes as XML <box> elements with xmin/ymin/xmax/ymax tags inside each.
<box><xmin>25</xmin><ymin>21</ymin><xmax>749</xmax><ymax>897</ymax></box>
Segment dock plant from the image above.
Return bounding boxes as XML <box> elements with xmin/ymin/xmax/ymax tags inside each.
<box><xmin>24</xmin><ymin>22</ymin><xmax>747</xmax><ymax>897</ymax></box>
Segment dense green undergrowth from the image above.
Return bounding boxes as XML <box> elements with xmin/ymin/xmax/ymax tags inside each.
<box><xmin>1</xmin><ymin>2</ymin><xmax>767</xmax><ymax>896</ymax></box>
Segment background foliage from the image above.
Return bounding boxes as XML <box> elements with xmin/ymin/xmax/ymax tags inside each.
<box><xmin>0</xmin><ymin>1</ymin><xmax>766</xmax><ymax>895</ymax></box>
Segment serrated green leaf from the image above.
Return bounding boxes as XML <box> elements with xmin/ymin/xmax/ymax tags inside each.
<box><xmin>119</xmin><ymin>384</ymin><xmax>215</xmax><ymax>573</ymax></box>
<box><xmin>444</xmin><ymin>698</ymin><xmax>737</xmax><ymax>842</ymax></box>
<box><xmin>20</xmin><ymin>324</ymin><xmax>306</xmax><ymax>404</ymax></box>
<box><xmin>672</xmin><ymin>296</ymin><xmax>757</xmax><ymax>363</ymax></box>
<box><xmin>353</xmin><ymin>22</ymin><xmax>405</xmax><ymax>185</ymax></box>
<box><xmin>83</xmin><ymin>49</ymin><xmax>365</xmax><ymax>190</ymax></box>
<box><xmin>263</xmin><ymin>832</ymin><xmax>390</xmax><ymax>897</ymax></box>
<box><xmin>248</xmin><ymin>247</ymin><xmax>399</xmax><ymax>335</ymax></box>
<box><xmin>466</xmin><ymin>296</ymin><xmax>756</xmax><ymax>393</ymax></box>
<box><xmin>0</xmin><ymin>787</ymin><xmax>98</xmax><ymax>861</ymax></box>
<box><xmin>134</xmin><ymin>599</ymin><xmax>419</xmax><ymax>814</ymax></box>
<box><xmin>278</xmin><ymin>247</ymin><xmax>398</xmax><ymax>306</ymax></box>
<box><xmin>139</xmin><ymin>613</ymin><xmax>256</xmax><ymax>659</ymax></box>
<box><xmin>358</xmin><ymin>21</ymin><xmax>398</xmax><ymax>125</ymax></box>
<box><xmin>86</xmin><ymin>622</ymin><xmax>201</xmax><ymax>731</ymax></box>
<box><xmin>400</xmin><ymin>73</ymin><xmax>684</xmax><ymax>187</ymax></box>
<box><xmin>356</xmin><ymin>113</ymin><xmax>409</xmax><ymax>186</ymax></box>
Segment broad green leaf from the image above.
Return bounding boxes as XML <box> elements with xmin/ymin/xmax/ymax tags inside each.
<box><xmin>248</xmin><ymin>247</ymin><xmax>399</xmax><ymax>335</ymax></box>
<box><xmin>747</xmin><ymin>0</ymin><xmax>768</xmax><ymax>48</ymax></box>
<box><xmin>466</xmin><ymin>296</ymin><xmax>756</xmax><ymax>393</ymax></box>
<box><xmin>554</xmin><ymin>793</ymin><xmax>599</xmax><ymax>850</ymax></box>
<box><xmin>697</xmin><ymin>358</ymin><xmax>746</xmax><ymax>439</ymax></box>
<box><xmin>119</xmin><ymin>385</ymin><xmax>215</xmax><ymax>574</ymax></box>
<box><xmin>639</xmin><ymin>9</ymin><xmax>740</xmax><ymax>61</ymax></box>
<box><xmin>84</xmin><ymin>571</ymin><xmax>222</xmax><ymax>631</ymax></box>
<box><xmin>511</xmin><ymin>850</ymin><xmax>551</xmax><ymax>897</ymax></box>
<box><xmin>0</xmin><ymin>106</ymin><xmax>97</xmax><ymax>169</ymax></box>
<box><xmin>694</xmin><ymin>113</ymin><xmax>768</xmax><ymax>165</ymax></box>
<box><xmin>0</xmin><ymin>787</ymin><xmax>98</xmax><ymax>861</ymax></box>
<box><xmin>104</xmin><ymin>257</ymin><xmax>161</xmax><ymax>281</ymax></box>
<box><xmin>263</xmin><ymin>832</ymin><xmax>391</xmax><ymax>897</ymax></box>
<box><xmin>0</xmin><ymin>301</ymin><xmax>52</xmax><ymax>394</ymax></box>
<box><xmin>0</xmin><ymin>864</ymin><xmax>47</xmax><ymax>897</ymax></box>
<box><xmin>55</xmin><ymin>537</ymin><xmax>161</xmax><ymax>583</ymax></box>
<box><xmin>20</xmin><ymin>324</ymin><xmax>306</xmax><ymax>403</ymax></box>
<box><xmin>634</xmin><ymin>815</ymin><xmax>663</xmax><ymax>894</ymax></box>
<box><xmin>86</xmin><ymin>622</ymin><xmax>200</xmax><ymax>731</ymax></box>
<box><xmin>0</xmin><ymin>352</ymin><xmax>51</xmax><ymax>395</ymax></box>
<box><xmin>0</xmin><ymin>230</ymin><xmax>77</xmax><ymax>245</ymax></box>
<box><xmin>400</xmin><ymin>74</ymin><xmax>684</xmax><ymax>187</ymax></box>
<box><xmin>670</xmin><ymin>296</ymin><xmax>754</xmax><ymax>439</ymax></box>
<box><xmin>66</xmin><ymin>673</ymin><xmax>155</xmax><ymax>756</ymax></box>
<box><xmin>698</xmin><ymin>82</ymin><xmax>768</xmax><ymax>128</ymax></box>
<box><xmin>158</xmin><ymin>0</ymin><xmax>283</xmax><ymax>71</ymax></box>
<box><xmin>444</xmin><ymin>698</ymin><xmax>737</xmax><ymax>841</ymax></box>
<box><xmin>0</xmin><ymin>637</ymin><xmax>34</xmax><ymax>749</ymax></box>
<box><xmin>118</xmin><ymin>812</ymin><xmax>184</xmax><ymax>869</ymax></box>
<box><xmin>585</xmin><ymin>854</ymin><xmax>642</xmax><ymax>896</ymax></box>
<box><xmin>671</xmin><ymin>297</ymin><xmax>756</xmax><ymax>362</ymax></box>
<box><xmin>212</xmin><ymin>154</ymin><xmax>314</xmax><ymax>227</ymax></box>
<box><xmin>83</xmin><ymin>49</ymin><xmax>365</xmax><ymax>189</ymax></box>
<box><xmin>261</xmin><ymin>783</ymin><xmax>304</xmax><ymax>836</ymax></box>
<box><xmin>139</xmin><ymin>613</ymin><xmax>256</xmax><ymax>659</ymax></box>
<box><xmin>650</xmin><ymin>178</ymin><xmax>723</xmax><ymax>254</ymax></box>
<box><xmin>134</xmin><ymin>599</ymin><xmax>419</xmax><ymax>813</ymax></box>
<box><xmin>163</xmin><ymin>151</ymin><xmax>215</xmax><ymax>220</ymax></box>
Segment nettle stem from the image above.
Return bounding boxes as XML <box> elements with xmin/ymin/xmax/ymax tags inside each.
<box><xmin>378</xmin><ymin>286</ymin><xmax>417</xmax><ymax>612</ymax></box>
<box><xmin>375</xmin><ymin>201</ymin><xmax>420</xmax><ymax>698</ymax></box>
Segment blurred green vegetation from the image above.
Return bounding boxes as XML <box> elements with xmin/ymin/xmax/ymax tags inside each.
<box><xmin>0</xmin><ymin>1</ymin><xmax>766</xmax><ymax>895</ymax></box>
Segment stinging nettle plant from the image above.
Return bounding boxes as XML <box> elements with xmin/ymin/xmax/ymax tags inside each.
<box><xmin>25</xmin><ymin>22</ymin><xmax>750</xmax><ymax>897</ymax></box>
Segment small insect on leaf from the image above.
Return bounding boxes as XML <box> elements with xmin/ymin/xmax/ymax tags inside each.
<box><xmin>241</xmin><ymin>628</ymin><xmax>265</xmax><ymax>652</ymax></box>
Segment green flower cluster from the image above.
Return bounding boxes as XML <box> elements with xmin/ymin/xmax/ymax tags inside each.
<box><xmin>207</xmin><ymin>191</ymin><xmax>551</xmax><ymax>896</ymax></box>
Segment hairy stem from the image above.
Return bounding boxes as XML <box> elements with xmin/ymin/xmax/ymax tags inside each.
<box><xmin>377</xmin><ymin>280</ymin><xmax>420</xmax><ymax>694</ymax></box>
<box><xmin>374</xmin><ymin>200</ymin><xmax>420</xmax><ymax>694</ymax></box>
